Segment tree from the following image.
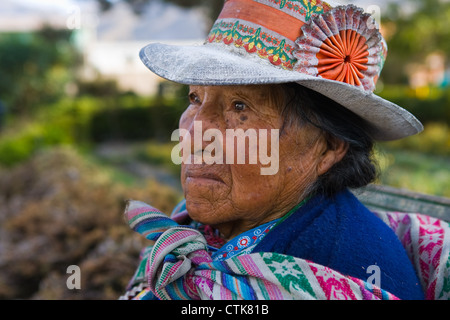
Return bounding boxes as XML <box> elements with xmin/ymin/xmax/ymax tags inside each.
<box><xmin>0</xmin><ymin>27</ymin><xmax>81</xmax><ymax>115</ymax></box>
<box><xmin>381</xmin><ymin>0</ymin><xmax>450</xmax><ymax>84</ymax></box>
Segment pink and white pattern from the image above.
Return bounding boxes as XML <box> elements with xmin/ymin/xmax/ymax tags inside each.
<box><xmin>121</xmin><ymin>200</ymin><xmax>450</xmax><ymax>300</ymax></box>
<box><xmin>374</xmin><ymin>211</ymin><xmax>450</xmax><ymax>300</ymax></box>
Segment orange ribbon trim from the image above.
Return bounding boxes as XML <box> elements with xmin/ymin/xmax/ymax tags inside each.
<box><xmin>218</xmin><ymin>0</ymin><xmax>306</xmax><ymax>42</ymax></box>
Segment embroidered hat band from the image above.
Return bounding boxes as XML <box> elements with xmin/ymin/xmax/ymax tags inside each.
<box><xmin>206</xmin><ymin>0</ymin><xmax>386</xmax><ymax>92</ymax></box>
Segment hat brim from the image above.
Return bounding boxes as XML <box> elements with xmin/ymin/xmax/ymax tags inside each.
<box><xmin>140</xmin><ymin>42</ymin><xmax>423</xmax><ymax>141</ymax></box>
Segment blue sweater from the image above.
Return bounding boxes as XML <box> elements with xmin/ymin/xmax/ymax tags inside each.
<box><xmin>254</xmin><ymin>189</ymin><xmax>424</xmax><ymax>300</ymax></box>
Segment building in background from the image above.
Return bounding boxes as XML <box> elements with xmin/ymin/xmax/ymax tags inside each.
<box><xmin>0</xmin><ymin>0</ymin><xmax>206</xmax><ymax>96</ymax></box>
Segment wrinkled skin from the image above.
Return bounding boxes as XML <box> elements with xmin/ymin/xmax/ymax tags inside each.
<box><xmin>179</xmin><ymin>85</ymin><xmax>347</xmax><ymax>240</ymax></box>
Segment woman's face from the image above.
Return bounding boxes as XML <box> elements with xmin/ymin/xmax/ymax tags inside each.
<box><xmin>179</xmin><ymin>85</ymin><xmax>331</xmax><ymax>239</ymax></box>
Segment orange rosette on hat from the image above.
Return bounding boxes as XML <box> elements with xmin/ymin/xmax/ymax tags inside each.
<box><xmin>294</xmin><ymin>5</ymin><xmax>387</xmax><ymax>92</ymax></box>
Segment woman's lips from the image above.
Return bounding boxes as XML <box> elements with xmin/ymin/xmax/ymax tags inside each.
<box><xmin>185</xmin><ymin>170</ymin><xmax>225</xmax><ymax>184</ymax></box>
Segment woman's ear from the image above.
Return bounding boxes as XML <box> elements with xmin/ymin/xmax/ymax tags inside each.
<box><xmin>316</xmin><ymin>135</ymin><xmax>349</xmax><ymax>176</ymax></box>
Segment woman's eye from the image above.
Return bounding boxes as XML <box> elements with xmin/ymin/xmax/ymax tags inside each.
<box><xmin>189</xmin><ymin>93</ymin><xmax>201</xmax><ymax>104</ymax></box>
<box><xmin>234</xmin><ymin>102</ymin><xmax>247</xmax><ymax>111</ymax></box>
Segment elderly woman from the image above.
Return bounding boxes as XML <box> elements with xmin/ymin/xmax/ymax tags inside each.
<box><xmin>120</xmin><ymin>0</ymin><xmax>431</xmax><ymax>300</ymax></box>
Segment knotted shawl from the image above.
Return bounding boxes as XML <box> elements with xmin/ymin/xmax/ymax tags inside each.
<box><xmin>119</xmin><ymin>200</ymin><xmax>450</xmax><ymax>300</ymax></box>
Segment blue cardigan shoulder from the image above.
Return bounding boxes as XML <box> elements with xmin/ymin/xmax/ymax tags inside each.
<box><xmin>254</xmin><ymin>189</ymin><xmax>424</xmax><ymax>300</ymax></box>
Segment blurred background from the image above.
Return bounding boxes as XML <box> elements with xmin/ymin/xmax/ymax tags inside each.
<box><xmin>0</xmin><ymin>0</ymin><xmax>448</xmax><ymax>299</ymax></box>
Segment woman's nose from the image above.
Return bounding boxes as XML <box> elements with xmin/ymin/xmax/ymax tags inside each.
<box><xmin>186</xmin><ymin>101</ymin><xmax>222</xmax><ymax>136</ymax></box>
<box><xmin>181</xmin><ymin>102</ymin><xmax>224</xmax><ymax>162</ymax></box>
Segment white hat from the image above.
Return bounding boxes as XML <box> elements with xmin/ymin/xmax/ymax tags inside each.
<box><xmin>140</xmin><ymin>0</ymin><xmax>423</xmax><ymax>141</ymax></box>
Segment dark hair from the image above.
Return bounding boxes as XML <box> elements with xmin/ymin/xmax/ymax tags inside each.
<box><xmin>279</xmin><ymin>83</ymin><xmax>378</xmax><ymax>198</ymax></box>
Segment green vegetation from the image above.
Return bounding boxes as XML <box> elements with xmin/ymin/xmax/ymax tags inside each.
<box><xmin>0</xmin><ymin>28</ymin><xmax>81</xmax><ymax>115</ymax></box>
<box><xmin>381</xmin><ymin>0</ymin><xmax>450</xmax><ymax>84</ymax></box>
<box><xmin>375</xmin><ymin>122</ymin><xmax>450</xmax><ymax>197</ymax></box>
<box><xmin>135</xmin><ymin>141</ymin><xmax>181</xmax><ymax>176</ymax></box>
<box><xmin>376</xmin><ymin>147</ymin><xmax>450</xmax><ymax>197</ymax></box>
<box><xmin>0</xmin><ymin>93</ymin><xmax>186</xmax><ymax>167</ymax></box>
<box><xmin>0</xmin><ymin>147</ymin><xmax>181</xmax><ymax>299</ymax></box>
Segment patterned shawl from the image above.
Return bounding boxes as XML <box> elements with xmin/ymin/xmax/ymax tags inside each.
<box><xmin>119</xmin><ymin>200</ymin><xmax>450</xmax><ymax>300</ymax></box>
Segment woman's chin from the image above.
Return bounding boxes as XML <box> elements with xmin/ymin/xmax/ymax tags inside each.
<box><xmin>184</xmin><ymin>197</ymin><xmax>230</xmax><ymax>226</ymax></box>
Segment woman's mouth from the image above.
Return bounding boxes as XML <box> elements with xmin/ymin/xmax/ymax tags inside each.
<box><xmin>185</xmin><ymin>170</ymin><xmax>225</xmax><ymax>184</ymax></box>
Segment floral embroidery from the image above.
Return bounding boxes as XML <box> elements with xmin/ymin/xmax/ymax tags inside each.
<box><xmin>263</xmin><ymin>253</ymin><xmax>316</xmax><ymax>297</ymax></box>
<box><xmin>297</xmin><ymin>0</ymin><xmax>331</xmax><ymax>21</ymax></box>
<box><xmin>310</xmin><ymin>264</ymin><xmax>357</xmax><ymax>300</ymax></box>
<box><xmin>206</xmin><ymin>3</ymin><xmax>386</xmax><ymax>91</ymax></box>
<box><xmin>417</xmin><ymin>215</ymin><xmax>445</xmax><ymax>293</ymax></box>
<box><xmin>207</xmin><ymin>20</ymin><xmax>297</xmax><ymax>70</ymax></box>
<box><xmin>294</xmin><ymin>5</ymin><xmax>386</xmax><ymax>91</ymax></box>
<box><xmin>262</xmin><ymin>0</ymin><xmax>331</xmax><ymax>21</ymax></box>
<box><xmin>211</xmin><ymin>219</ymin><xmax>278</xmax><ymax>261</ymax></box>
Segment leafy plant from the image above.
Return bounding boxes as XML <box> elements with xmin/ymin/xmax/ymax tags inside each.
<box><xmin>0</xmin><ymin>28</ymin><xmax>81</xmax><ymax>115</ymax></box>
